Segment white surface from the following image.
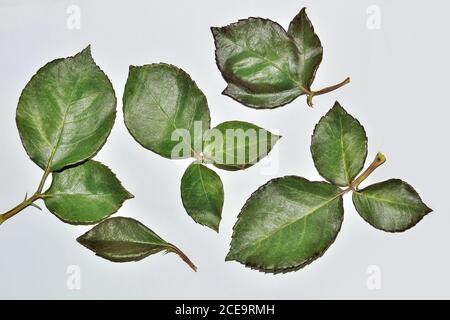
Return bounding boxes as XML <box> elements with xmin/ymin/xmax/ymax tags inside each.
<box><xmin>0</xmin><ymin>0</ymin><xmax>447</xmax><ymax>299</ymax></box>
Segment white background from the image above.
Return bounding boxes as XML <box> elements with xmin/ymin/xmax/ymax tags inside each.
<box><xmin>0</xmin><ymin>0</ymin><xmax>448</xmax><ymax>299</ymax></box>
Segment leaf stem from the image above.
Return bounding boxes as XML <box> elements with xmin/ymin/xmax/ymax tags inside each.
<box><xmin>37</xmin><ymin>169</ymin><xmax>51</xmax><ymax>194</ymax></box>
<box><xmin>0</xmin><ymin>169</ymin><xmax>50</xmax><ymax>225</ymax></box>
<box><xmin>348</xmin><ymin>152</ymin><xmax>386</xmax><ymax>191</ymax></box>
<box><xmin>307</xmin><ymin>77</ymin><xmax>351</xmax><ymax>107</ymax></box>
<box><xmin>169</xmin><ymin>244</ymin><xmax>197</xmax><ymax>272</ymax></box>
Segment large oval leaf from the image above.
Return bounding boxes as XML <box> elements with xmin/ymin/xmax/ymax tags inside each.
<box><xmin>212</xmin><ymin>18</ymin><xmax>304</xmax><ymax>109</ymax></box>
<box><xmin>180</xmin><ymin>163</ymin><xmax>224</xmax><ymax>232</ymax></box>
<box><xmin>352</xmin><ymin>179</ymin><xmax>432</xmax><ymax>232</ymax></box>
<box><xmin>311</xmin><ymin>102</ymin><xmax>367</xmax><ymax>187</ymax></box>
<box><xmin>77</xmin><ymin>217</ymin><xmax>197</xmax><ymax>271</ymax></box>
<box><xmin>16</xmin><ymin>46</ymin><xmax>116</xmax><ymax>172</ymax></box>
<box><xmin>227</xmin><ymin>176</ymin><xmax>343</xmax><ymax>273</ymax></box>
<box><xmin>287</xmin><ymin>8</ymin><xmax>323</xmax><ymax>90</ymax></box>
<box><xmin>44</xmin><ymin>160</ymin><xmax>133</xmax><ymax>224</ymax></box>
<box><xmin>123</xmin><ymin>63</ymin><xmax>210</xmax><ymax>159</ymax></box>
<box><xmin>202</xmin><ymin>121</ymin><xmax>280</xmax><ymax>171</ymax></box>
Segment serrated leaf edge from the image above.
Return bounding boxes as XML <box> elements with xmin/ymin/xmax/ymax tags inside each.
<box><xmin>180</xmin><ymin>162</ymin><xmax>224</xmax><ymax>232</ymax></box>
<box><xmin>44</xmin><ymin>160</ymin><xmax>134</xmax><ymax>225</ymax></box>
<box><xmin>352</xmin><ymin>178</ymin><xmax>433</xmax><ymax>233</ymax></box>
<box><xmin>123</xmin><ymin>62</ymin><xmax>211</xmax><ymax>159</ymax></box>
<box><xmin>16</xmin><ymin>45</ymin><xmax>117</xmax><ymax>172</ymax></box>
<box><xmin>310</xmin><ymin>101</ymin><xmax>368</xmax><ymax>187</ymax></box>
<box><xmin>226</xmin><ymin>175</ymin><xmax>344</xmax><ymax>274</ymax></box>
<box><xmin>211</xmin><ymin>17</ymin><xmax>307</xmax><ymax>110</ymax></box>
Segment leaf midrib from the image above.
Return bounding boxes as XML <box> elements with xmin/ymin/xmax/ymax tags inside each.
<box><xmin>338</xmin><ymin>111</ymin><xmax>350</xmax><ymax>185</ymax></box>
<box><xmin>48</xmin><ymin>193</ymin><xmax>116</xmax><ymax>197</ymax></box>
<box><xmin>83</xmin><ymin>239</ymin><xmax>168</xmax><ymax>248</ymax></box>
<box><xmin>197</xmin><ymin>165</ymin><xmax>213</xmax><ymax>211</ymax></box>
<box><xmin>355</xmin><ymin>191</ymin><xmax>421</xmax><ymax>209</ymax></box>
<box><xmin>144</xmin><ymin>77</ymin><xmax>199</xmax><ymax>155</ymax></box>
<box><xmin>223</xmin><ymin>33</ymin><xmax>306</xmax><ymax>93</ymax></box>
<box><xmin>233</xmin><ymin>192</ymin><xmax>341</xmax><ymax>256</ymax></box>
<box><xmin>45</xmin><ymin>74</ymin><xmax>84</xmax><ymax>170</ymax></box>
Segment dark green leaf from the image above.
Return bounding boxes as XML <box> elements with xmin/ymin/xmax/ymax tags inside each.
<box><xmin>227</xmin><ymin>176</ymin><xmax>343</xmax><ymax>273</ymax></box>
<box><xmin>352</xmin><ymin>179</ymin><xmax>432</xmax><ymax>232</ymax></box>
<box><xmin>202</xmin><ymin>121</ymin><xmax>280</xmax><ymax>171</ymax></box>
<box><xmin>311</xmin><ymin>102</ymin><xmax>367</xmax><ymax>187</ymax></box>
<box><xmin>123</xmin><ymin>63</ymin><xmax>210</xmax><ymax>159</ymax></box>
<box><xmin>77</xmin><ymin>217</ymin><xmax>197</xmax><ymax>271</ymax></box>
<box><xmin>212</xmin><ymin>8</ymin><xmax>348</xmax><ymax>109</ymax></box>
<box><xmin>287</xmin><ymin>8</ymin><xmax>323</xmax><ymax>90</ymax></box>
<box><xmin>180</xmin><ymin>163</ymin><xmax>224</xmax><ymax>232</ymax></box>
<box><xmin>16</xmin><ymin>46</ymin><xmax>116</xmax><ymax>172</ymax></box>
<box><xmin>212</xmin><ymin>18</ymin><xmax>304</xmax><ymax>109</ymax></box>
<box><xmin>44</xmin><ymin>160</ymin><xmax>133</xmax><ymax>225</ymax></box>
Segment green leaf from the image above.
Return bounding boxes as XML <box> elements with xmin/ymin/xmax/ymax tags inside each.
<box><xmin>123</xmin><ymin>63</ymin><xmax>210</xmax><ymax>159</ymax></box>
<box><xmin>311</xmin><ymin>102</ymin><xmax>367</xmax><ymax>187</ymax></box>
<box><xmin>44</xmin><ymin>160</ymin><xmax>133</xmax><ymax>225</ymax></box>
<box><xmin>16</xmin><ymin>46</ymin><xmax>116</xmax><ymax>172</ymax></box>
<box><xmin>180</xmin><ymin>163</ymin><xmax>224</xmax><ymax>232</ymax></box>
<box><xmin>352</xmin><ymin>179</ymin><xmax>432</xmax><ymax>232</ymax></box>
<box><xmin>287</xmin><ymin>8</ymin><xmax>323</xmax><ymax>91</ymax></box>
<box><xmin>212</xmin><ymin>18</ymin><xmax>304</xmax><ymax>109</ymax></box>
<box><xmin>202</xmin><ymin>121</ymin><xmax>280</xmax><ymax>171</ymax></box>
<box><xmin>212</xmin><ymin>8</ymin><xmax>348</xmax><ymax>109</ymax></box>
<box><xmin>77</xmin><ymin>217</ymin><xmax>197</xmax><ymax>271</ymax></box>
<box><xmin>227</xmin><ymin>176</ymin><xmax>343</xmax><ymax>273</ymax></box>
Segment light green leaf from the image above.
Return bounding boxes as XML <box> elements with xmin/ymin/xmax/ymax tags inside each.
<box><xmin>181</xmin><ymin>163</ymin><xmax>224</xmax><ymax>232</ymax></box>
<box><xmin>44</xmin><ymin>160</ymin><xmax>133</xmax><ymax>225</ymax></box>
<box><xmin>311</xmin><ymin>102</ymin><xmax>367</xmax><ymax>187</ymax></box>
<box><xmin>212</xmin><ymin>18</ymin><xmax>304</xmax><ymax>109</ymax></box>
<box><xmin>227</xmin><ymin>176</ymin><xmax>343</xmax><ymax>273</ymax></box>
<box><xmin>202</xmin><ymin>121</ymin><xmax>280</xmax><ymax>171</ymax></box>
<box><xmin>287</xmin><ymin>8</ymin><xmax>323</xmax><ymax>90</ymax></box>
<box><xmin>123</xmin><ymin>63</ymin><xmax>210</xmax><ymax>159</ymax></box>
<box><xmin>16</xmin><ymin>46</ymin><xmax>116</xmax><ymax>172</ymax></box>
<box><xmin>77</xmin><ymin>217</ymin><xmax>197</xmax><ymax>271</ymax></box>
<box><xmin>352</xmin><ymin>179</ymin><xmax>432</xmax><ymax>232</ymax></box>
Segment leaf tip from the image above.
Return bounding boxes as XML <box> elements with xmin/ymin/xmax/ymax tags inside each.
<box><xmin>80</xmin><ymin>45</ymin><xmax>92</xmax><ymax>58</ymax></box>
<box><xmin>211</xmin><ymin>224</ymin><xmax>220</xmax><ymax>233</ymax></box>
<box><xmin>225</xmin><ymin>250</ymin><xmax>236</xmax><ymax>262</ymax></box>
<box><xmin>75</xmin><ymin>234</ymin><xmax>85</xmax><ymax>246</ymax></box>
<box><xmin>210</xmin><ymin>26</ymin><xmax>220</xmax><ymax>37</ymax></box>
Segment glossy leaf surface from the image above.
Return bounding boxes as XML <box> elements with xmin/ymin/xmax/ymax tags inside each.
<box><xmin>311</xmin><ymin>102</ymin><xmax>367</xmax><ymax>187</ymax></box>
<box><xmin>212</xmin><ymin>8</ymin><xmax>346</xmax><ymax>109</ymax></box>
<box><xmin>123</xmin><ymin>63</ymin><xmax>210</xmax><ymax>159</ymax></box>
<box><xmin>16</xmin><ymin>46</ymin><xmax>116</xmax><ymax>171</ymax></box>
<box><xmin>77</xmin><ymin>217</ymin><xmax>197</xmax><ymax>270</ymax></box>
<box><xmin>212</xmin><ymin>18</ymin><xmax>303</xmax><ymax>109</ymax></box>
<box><xmin>203</xmin><ymin>121</ymin><xmax>280</xmax><ymax>171</ymax></box>
<box><xmin>287</xmin><ymin>8</ymin><xmax>323</xmax><ymax>90</ymax></box>
<box><xmin>353</xmin><ymin>179</ymin><xmax>432</xmax><ymax>232</ymax></box>
<box><xmin>45</xmin><ymin>160</ymin><xmax>132</xmax><ymax>224</ymax></box>
<box><xmin>181</xmin><ymin>163</ymin><xmax>224</xmax><ymax>232</ymax></box>
<box><xmin>227</xmin><ymin>176</ymin><xmax>343</xmax><ymax>273</ymax></box>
